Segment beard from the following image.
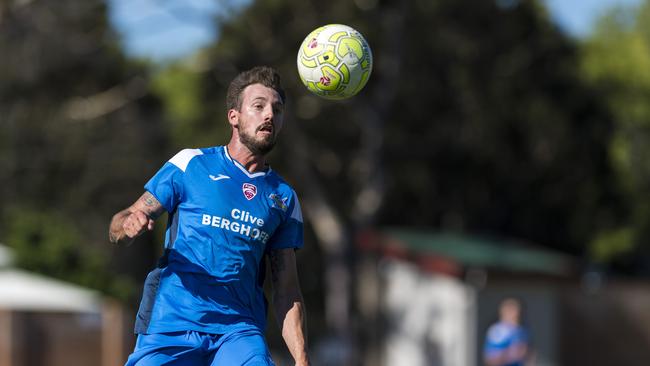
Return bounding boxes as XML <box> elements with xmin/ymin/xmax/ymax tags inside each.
<box><xmin>238</xmin><ymin>124</ymin><xmax>276</xmax><ymax>156</ymax></box>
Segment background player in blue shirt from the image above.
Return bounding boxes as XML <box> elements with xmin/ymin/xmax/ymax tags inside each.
<box><xmin>483</xmin><ymin>298</ymin><xmax>535</xmax><ymax>366</ymax></box>
<box><xmin>109</xmin><ymin>66</ymin><xmax>310</xmax><ymax>366</ymax></box>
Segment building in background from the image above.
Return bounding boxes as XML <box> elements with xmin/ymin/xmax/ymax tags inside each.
<box><xmin>0</xmin><ymin>244</ymin><xmax>127</xmax><ymax>366</ymax></box>
<box><xmin>356</xmin><ymin>228</ymin><xmax>650</xmax><ymax>366</ymax></box>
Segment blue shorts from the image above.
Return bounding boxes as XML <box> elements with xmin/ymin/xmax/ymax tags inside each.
<box><xmin>125</xmin><ymin>328</ymin><xmax>275</xmax><ymax>366</ymax></box>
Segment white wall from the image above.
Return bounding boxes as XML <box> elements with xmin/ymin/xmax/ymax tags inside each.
<box><xmin>381</xmin><ymin>259</ymin><xmax>477</xmax><ymax>366</ymax></box>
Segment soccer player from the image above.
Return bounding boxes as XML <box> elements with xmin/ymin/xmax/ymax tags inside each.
<box><xmin>483</xmin><ymin>298</ymin><xmax>534</xmax><ymax>366</ymax></box>
<box><xmin>109</xmin><ymin>66</ymin><xmax>309</xmax><ymax>366</ymax></box>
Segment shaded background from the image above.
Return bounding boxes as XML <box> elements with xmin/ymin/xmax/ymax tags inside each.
<box><xmin>2</xmin><ymin>0</ymin><xmax>650</xmax><ymax>365</ymax></box>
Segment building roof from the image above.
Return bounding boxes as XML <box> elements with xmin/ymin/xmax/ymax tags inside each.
<box><xmin>0</xmin><ymin>244</ymin><xmax>102</xmax><ymax>312</ymax></box>
<box><xmin>0</xmin><ymin>269</ymin><xmax>102</xmax><ymax>312</ymax></box>
<box><xmin>357</xmin><ymin>228</ymin><xmax>575</xmax><ymax>277</ymax></box>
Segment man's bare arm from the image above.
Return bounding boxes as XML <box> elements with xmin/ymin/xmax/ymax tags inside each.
<box><xmin>269</xmin><ymin>248</ymin><xmax>309</xmax><ymax>366</ymax></box>
<box><xmin>109</xmin><ymin>192</ymin><xmax>165</xmax><ymax>245</ymax></box>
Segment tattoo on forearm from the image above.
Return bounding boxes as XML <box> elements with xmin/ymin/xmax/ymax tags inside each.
<box><xmin>143</xmin><ymin>192</ymin><xmax>156</xmax><ymax>207</ymax></box>
<box><xmin>269</xmin><ymin>250</ymin><xmax>286</xmax><ymax>284</ymax></box>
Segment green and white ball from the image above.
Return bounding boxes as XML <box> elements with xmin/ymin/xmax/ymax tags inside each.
<box><xmin>297</xmin><ymin>24</ymin><xmax>373</xmax><ymax>100</ymax></box>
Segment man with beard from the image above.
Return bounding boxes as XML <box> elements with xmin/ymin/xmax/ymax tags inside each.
<box><xmin>109</xmin><ymin>66</ymin><xmax>309</xmax><ymax>366</ymax></box>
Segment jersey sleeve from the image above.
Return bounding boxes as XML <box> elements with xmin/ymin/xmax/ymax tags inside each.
<box><xmin>267</xmin><ymin>191</ymin><xmax>304</xmax><ymax>250</ymax></box>
<box><xmin>144</xmin><ymin>149</ymin><xmax>202</xmax><ymax>212</ymax></box>
<box><xmin>483</xmin><ymin>324</ymin><xmax>529</xmax><ymax>360</ymax></box>
<box><xmin>483</xmin><ymin>324</ymin><xmax>507</xmax><ymax>357</ymax></box>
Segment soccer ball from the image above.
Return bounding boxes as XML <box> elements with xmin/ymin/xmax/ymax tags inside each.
<box><xmin>297</xmin><ymin>24</ymin><xmax>373</xmax><ymax>100</ymax></box>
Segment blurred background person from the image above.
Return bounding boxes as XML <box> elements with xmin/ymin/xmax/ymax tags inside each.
<box><xmin>483</xmin><ymin>298</ymin><xmax>535</xmax><ymax>366</ymax></box>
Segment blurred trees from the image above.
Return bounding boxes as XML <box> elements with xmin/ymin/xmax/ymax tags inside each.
<box><xmin>180</xmin><ymin>0</ymin><xmax>621</xmax><ymax>257</ymax></box>
<box><xmin>580</xmin><ymin>1</ymin><xmax>650</xmax><ymax>273</ymax></box>
<box><xmin>0</xmin><ymin>0</ymin><xmax>167</xmax><ymax>299</ymax></box>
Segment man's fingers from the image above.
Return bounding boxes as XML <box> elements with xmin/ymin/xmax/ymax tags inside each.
<box><xmin>123</xmin><ymin>210</ymin><xmax>154</xmax><ymax>238</ymax></box>
<box><xmin>134</xmin><ymin>211</ymin><xmax>149</xmax><ymax>226</ymax></box>
<box><xmin>123</xmin><ymin>219</ymin><xmax>136</xmax><ymax>238</ymax></box>
<box><xmin>125</xmin><ymin>216</ymin><xmax>141</xmax><ymax>237</ymax></box>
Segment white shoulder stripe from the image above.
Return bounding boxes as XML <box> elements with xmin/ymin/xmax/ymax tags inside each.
<box><xmin>290</xmin><ymin>191</ymin><xmax>303</xmax><ymax>223</ymax></box>
<box><xmin>169</xmin><ymin>148</ymin><xmax>203</xmax><ymax>172</ymax></box>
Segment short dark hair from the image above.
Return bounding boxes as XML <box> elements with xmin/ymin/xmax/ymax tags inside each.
<box><xmin>226</xmin><ymin>66</ymin><xmax>286</xmax><ymax>111</ymax></box>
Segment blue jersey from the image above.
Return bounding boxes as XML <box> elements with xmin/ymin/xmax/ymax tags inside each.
<box><xmin>483</xmin><ymin>322</ymin><xmax>529</xmax><ymax>366</ymax></box>
<box><xmin>134</xmin><ymin>146</ymin><xmax>304</xmax><ymax>335</ymax></box>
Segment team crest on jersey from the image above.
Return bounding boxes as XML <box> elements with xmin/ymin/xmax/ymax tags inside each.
<box><xmin>269</xmin><ymin>193</ymin><xmax>288</xmax><ymax>212</ymax></box>
<box><xmin>242</xmin><ymin>183</ymin><xmax>257</xmax><ymax>200</ymax></box>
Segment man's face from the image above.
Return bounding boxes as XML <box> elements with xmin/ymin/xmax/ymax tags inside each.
<box><xmin>500</xmin><ymin>300</ymin><xmax>521</xmax><ymax>324</ymax></box>
<box><xmin>232</xmin><ymin>83</ymin><xmax>284</xmax><ymax>156</ymax></box>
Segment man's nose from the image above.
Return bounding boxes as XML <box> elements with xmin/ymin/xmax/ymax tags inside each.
<box><xmin>263</xmin><ymin>105</ymin><xmax>274</xmax><ymax>121</ymax></box>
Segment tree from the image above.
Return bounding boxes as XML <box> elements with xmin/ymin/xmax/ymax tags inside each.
<box><xmin>0</xmin><ymin>0</ymin><xmax>168</xmax><ymax>299</ymax></box>
<box><xmin>580</xmin><ymin>0</ymin><xmax>650</xmax><ymax>273</ymax></box>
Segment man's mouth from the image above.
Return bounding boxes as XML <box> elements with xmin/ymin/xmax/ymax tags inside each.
<box><xmin>258</xmin><ymin>124</ymin><xmax>274</xmax><ymax>135</ymax></box>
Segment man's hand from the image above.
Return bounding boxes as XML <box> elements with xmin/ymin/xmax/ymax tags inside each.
<box><xmin>109</xmin><ymin>192</ymin><xmax>164</xmax><ymax>245</ymax></box>
<box><xmin>122</xmin><ymin>210</ymin><xmax>155</xmax><ymax>239</ymax></box>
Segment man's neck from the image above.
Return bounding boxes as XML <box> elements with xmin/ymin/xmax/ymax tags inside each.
<box><xmin>226</xmin><ymin>141</ymin><xmax>267</xmax><ymax>173</ymax></box>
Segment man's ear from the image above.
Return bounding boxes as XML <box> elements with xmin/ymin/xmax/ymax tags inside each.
<box><xmin>227</xmin><ymin>109</ymin><xmax>239</xmax><ymax>128</ymax></box>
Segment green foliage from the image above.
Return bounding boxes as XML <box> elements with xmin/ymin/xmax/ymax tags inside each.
<box><xmin>0</xmin><ymin>0</ymin><xmax>165</xmax><ymax>299</ymax></box>
<box><xmin>583</xmin><ymin>13</ymin><xmax>650</xmax><ymax>126</ymax></box>
<box><xmin>580</xmin><ymin>0</ymin><xmax>650</xmax><ymax>264</ymax></box>
<box><xmin>590</xmin><ymin>227</ymin><xmax>634</xmax><ymax>263</ymax></box>
<box><xmin>5</xmin><ymin>206</ymin><xmax>135</xmax><ymax>300</ymax></box>
<box><xmin>6</xmin><ymin>207</ymin><xmax>82</xmax><ymax>276</ymax></box>
<box><xmin>150</xmin><ymin>51</ymin><xmax>234</xmax><ymax>149</ymax></box>
<box><xmin>152</xmin><ymin>60</ymin><xmax>208</xmax><ymax>147</ymax></box>
<box><xmin>179</xmin><ymin>0</ymin><xmax>620</xmax><ymax>258</ymax></box>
